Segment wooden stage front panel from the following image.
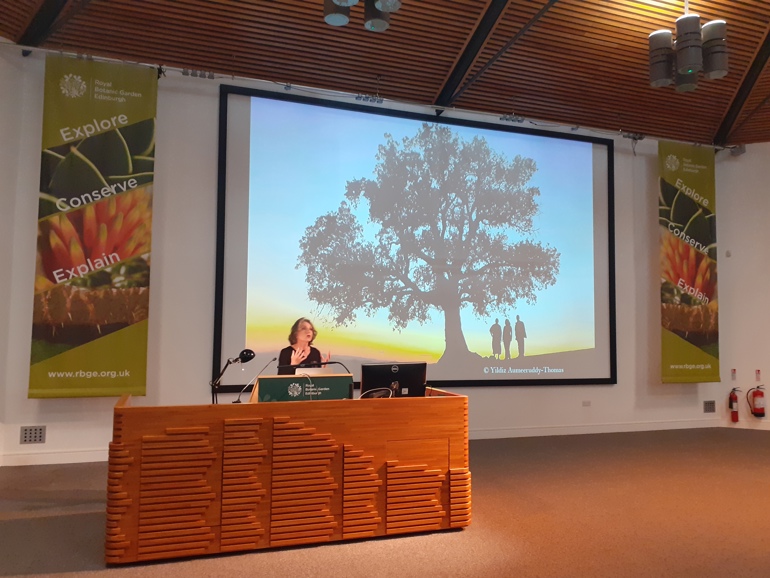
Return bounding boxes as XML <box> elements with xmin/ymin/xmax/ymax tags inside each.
<box><xmin>106</xmin><ymin>391</ymin><xmax>471</xmax><ymax>563</ymax></box>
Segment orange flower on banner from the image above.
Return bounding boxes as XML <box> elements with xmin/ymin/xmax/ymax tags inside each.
<box><xmin>660</xmin><ymin>232</ymin><xmax>716</xmax><ymax>302</ymax></box>
<box><xmin>37</xmin><ymin>187</ymin><xmax>152</xmax><ymax>290</ymax></box>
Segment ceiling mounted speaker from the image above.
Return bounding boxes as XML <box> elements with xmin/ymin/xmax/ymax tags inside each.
<box><xmin>325</xmin><ymin>0</ymin><xmax>350</xmax><ymax>25</ymax></box>
<box><xmin>364</xmin><ymin>0</ymin><xmax>390</xmax><ymax>31</ymax></box>
<box><xmin>375</xmin><ymin>0</ymin><xmax>401</xmax><ymax>11</ymax></box>
<box><xmin>648</xmin><ymin>12</ymin><xmax>727</xmax><ymax>91</ymax></box>
<box><xmin>675</xmin><ymin>13</ymin><xmax>702</xmax><ymax>74</ymax></box>
<box><xmin>675</xmin><ymin>70</ymin><xmax>698</xmax><ymax>93</ymax></box>
<box><xmin>649</xmin><ymin>30</ymin><xmax>674</xmax><ymax>87</ymax></box>
<box><xmin>702</xmin><ymin>19</ymin><xmax>728</xmax><ymax>79</ymax></box>
<box><xmin>333</xmin><ymin>0</ymin><xmax>359</xmax><ymax>6</ymax></box>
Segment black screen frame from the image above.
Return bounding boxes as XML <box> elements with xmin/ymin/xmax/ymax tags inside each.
<box><xmin>361</xmin><ymin>362</ymin><xmax>428</xmax><ymax>398</ymax></box>
<box><xmin>213</xmin><ymin>84</ymin><xmax>617</xmax><ymax>392</ymax></box>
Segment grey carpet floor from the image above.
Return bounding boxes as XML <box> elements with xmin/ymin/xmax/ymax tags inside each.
<box><xmin>1</xmin><ymin>428</ymin><xmax>769</xmax><ymax>578</ymax></box>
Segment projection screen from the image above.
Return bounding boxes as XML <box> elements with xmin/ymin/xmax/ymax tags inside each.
<box><xmin>214</xmin><ymin>85</ymin><xmax>616</xmax><ymax>389</ymax></box>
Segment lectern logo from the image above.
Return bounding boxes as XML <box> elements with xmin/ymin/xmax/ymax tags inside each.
<box><xmin>665</xmin><ymin>154</ymin><xmax>680</xmax><ymax>172</ymax></box>
<box><xmin>288</xmin><ymin>383</ymin><xmax>302</xmax><ymax>397</ymax></box>
<box><xmin>59</xmin><ymin>74</ymin><xmax>87</xmax><ymax>98</ymax></box>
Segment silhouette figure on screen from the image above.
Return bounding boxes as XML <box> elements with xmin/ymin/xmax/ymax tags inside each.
<box><xmin>278</xmin><ymin>317</ymin><xmax>329</xmax><ymax>375</ymax></box>
<box><xmin>490</xmin><ymin>318</ymin><xmax>502</xmax><ymax>359</ymax></box>
<box><xmin>515</xmin><ymin>315</ymin><xmax>527</xmax><ymax>358</ymax></box>
<box><xmin>503</xmin><ymin>319</ymin><xmax>512</xmax><ymax>360</ymax></box>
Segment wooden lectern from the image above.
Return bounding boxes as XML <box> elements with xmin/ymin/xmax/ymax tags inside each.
<box><xmin>106</xmin><ymin>388</ymin><xmax>471</xmax><ymax>564</ymax></box>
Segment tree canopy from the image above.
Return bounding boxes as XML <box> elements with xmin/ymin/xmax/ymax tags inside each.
<box><xmin>297</xmin><ymin>123</ymin><xmax>560</xmax><ymax>361</ymax></box>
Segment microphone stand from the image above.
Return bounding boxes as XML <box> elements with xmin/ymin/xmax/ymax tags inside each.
<box><xmin>233</xmin><ymin>357</ymin><xmax>277</xmax><ymax>403</ymax></box>
<box><xmin>211</xmin><ymin>349</ymin><xmax>255</xmax><ymax>404</ymax></box>
<box><xmin>211</xmin><ymin>357</ymin><xmax>236</xmax><ymax>405</ymax></box>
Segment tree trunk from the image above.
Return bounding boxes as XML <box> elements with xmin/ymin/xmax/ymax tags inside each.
<box><xmin>438</xmin><ymin>302</ymin><xmax>469</xmax><ymax>363</ymax></box>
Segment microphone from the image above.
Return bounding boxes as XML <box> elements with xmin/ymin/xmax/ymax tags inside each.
<box><xmin>233</xmin><ymin>357</ymin><xmax>277</xmax><ymax>403</ymax></box>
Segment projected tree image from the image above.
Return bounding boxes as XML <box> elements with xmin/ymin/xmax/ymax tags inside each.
<box><xmin>297</xmin><ymin>123</ymin><xmax>560</xmax><ymax>363</ymax></box>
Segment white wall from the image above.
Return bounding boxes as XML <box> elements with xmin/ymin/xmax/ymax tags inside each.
<box><xmin>1</xmin><ymin>47</ymin><xmax>767</xmax><ymax>466</ymax></box>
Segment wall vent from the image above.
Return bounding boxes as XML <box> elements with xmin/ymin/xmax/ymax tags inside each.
<box><xmin>703</xmin><ymin>400</ymin><xmax>717</xmax><ymax>413</ymax></box>
<box><xmin>20</xmin><ymin>425</ymin><xmax>46</xmax><ymax>444</ymax></box>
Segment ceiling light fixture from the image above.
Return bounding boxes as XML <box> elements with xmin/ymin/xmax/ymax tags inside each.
<box><xmin>374</xmin><ymin>0</ymin><xmax>401</xmax><ymax>11</ymax></box>
<box><xmin>324</xmin><ymin>0</ymin><xmax>350</xmax><ymax>26</ymax></box>
<box><xmin>364</xmin><ymin>0</ymin><xmax>389</xmax><ymax>31</ymax></box>
<box><xmin>648</xmin><ymin>2</ymin><xmax>727</xmax><ymax>92</ymax></box>
<box><xmin>324</xmin><ymin>0</ymin><xmax>399</xmax><ymax>31</ymax></box>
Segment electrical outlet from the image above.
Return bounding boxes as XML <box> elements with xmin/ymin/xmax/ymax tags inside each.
<box><xmin>19</xmin><ymin>425</ymin><xmax>46</xmax><ymax>444</ymax></box>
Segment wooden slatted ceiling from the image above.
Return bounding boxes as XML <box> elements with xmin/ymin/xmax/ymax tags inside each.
<box><xmin>0</xmin><ymin>0</ymin><xmax>41</xmax><ymax>41</ymax></box>
<box><xmin>729</xmin><ymin>63</ymin><xmax>770</xmax><ymax>143</ymax></box>
<box><xmin>3</xmin><ymin>0</ymin><xmax>770</xmax><ymax>145</ymax></box>
<box><xmin>42</xmin><ymin>0</ymin><xmax>489</xmax><ymax>104</ymax></box>
<box><xmin>453</xmin><ymin>0</ymin><xmax>770</xmax><ymax>144</ymax></box>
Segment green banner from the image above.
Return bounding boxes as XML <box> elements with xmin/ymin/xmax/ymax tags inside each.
<box><xmin>658</xmin><ymin>141</ymin><xmax>719</xmax><ymax>383</ymax></box>
<box><xmin>29</xmin><ymin>55</ymin><xmax>157</xmax><ymax>398</ymax></box>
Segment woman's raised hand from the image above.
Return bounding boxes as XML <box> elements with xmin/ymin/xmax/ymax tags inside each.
<box><xmin>290</xmin><ymin>347</ymin><xmax>309</xmax><ymax>366</ymax></box>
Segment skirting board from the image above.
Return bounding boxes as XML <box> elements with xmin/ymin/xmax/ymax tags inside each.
<box><xmin>469</xmin><ymin>417</ymin><xmax>725</xmax><ymax>440</ymax></box>
<box><xmin>0</xmin><ymin>448</ymin><xmax>108</xmax><ymax>467</ymax></box>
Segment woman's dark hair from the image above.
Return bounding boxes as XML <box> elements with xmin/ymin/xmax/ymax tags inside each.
<box><xmin>288</xmin><ymin>317</ymin><xmax>317</xmax><ymax>345</ymax></box>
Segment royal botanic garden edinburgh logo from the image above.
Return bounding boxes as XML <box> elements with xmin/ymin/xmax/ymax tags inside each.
<box><xmin>59</xmin><ymin>74</ymin><xmax>87</xmax><ymax>98</ymax></box>
<box><xmin>665</xmin><ymin>154</ymin><xmax>680</xmax><ymax>172</ymax></box>
<box><xmin>288</xmin><ymin>383</ymin><xmax>302</xmax><ymax>397</ymax></box>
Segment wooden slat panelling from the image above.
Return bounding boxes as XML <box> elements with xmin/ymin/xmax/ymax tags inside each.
<box><xmin>106</xmin><ymin>392</ymin><xmax>470</xmax><ymax>563</ymax></box>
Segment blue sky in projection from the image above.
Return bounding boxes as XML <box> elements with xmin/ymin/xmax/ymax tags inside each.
<box><xmin>246</xmin><ymin>97</ymin><xmax>596</xmax><ymax>361</ymax></box>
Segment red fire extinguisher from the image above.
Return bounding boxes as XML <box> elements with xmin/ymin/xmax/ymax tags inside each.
<box><xmin>747</xmin><ymin>385</ymin><xmax>766</xmax><ymax>418</ymax></box>
<box><xmin>729</xmin><ymin>388</ymin><xmax>741</xmax><ymax>422</ymax></box>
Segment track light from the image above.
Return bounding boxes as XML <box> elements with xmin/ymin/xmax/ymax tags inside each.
<box><xmin>181</xmin><ymin>68</ymin><xmax>215</xmax><ymax>80</ymax></box>
<box><xmin>356</xmin><ymin>93</ymin><xmax>384</xmax><ymax>104</ymax></box>
<box><xmin>332</xmin><ymin>0</ymin><xmax>359</xmax><ymax>5</ymax></box>
<box><xmin>648</xmin><ymin>13</ymin><xmax>728</xmax><ymax>91</ymax></box>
